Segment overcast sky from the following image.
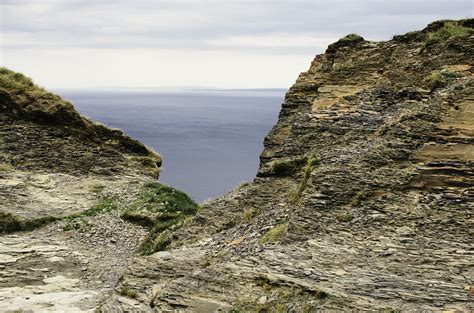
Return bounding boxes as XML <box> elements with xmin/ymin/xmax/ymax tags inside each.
<box><xmin>1</xmin><ymin>0</ymin><xmax>472</xmax><ymax>89</ymax></box>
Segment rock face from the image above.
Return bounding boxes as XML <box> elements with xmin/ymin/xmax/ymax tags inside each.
<box><xmin>0</xmin><ymin>68</ymin><xmax>162</xmax><ymax>311</ymax></box>
<box><xmin>102</xmin><ymin>20</ymin><xmax>474</xmax><ymax>312</ymax></box>
<box><xmin>0</xmin><ymin>67</ymin><xmax>161</xmax><ymax>226</ymax></box>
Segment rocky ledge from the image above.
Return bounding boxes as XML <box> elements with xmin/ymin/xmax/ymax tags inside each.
<box><xmin>100</xmin><ymin>19</ymin><xmax>473</xmax><ymax>312</ymax></box>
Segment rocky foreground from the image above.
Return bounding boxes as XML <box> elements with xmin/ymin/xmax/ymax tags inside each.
<box><xmin>1</xmin><ymin>19</ymin><xmax>473</xmax><ymax>312</ymax></box>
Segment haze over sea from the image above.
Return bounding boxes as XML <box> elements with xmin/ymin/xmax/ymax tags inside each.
<box><xmin>61</xmin><ymin>90</ymin><xmax>285</xmax><ymax>202</ymax></box>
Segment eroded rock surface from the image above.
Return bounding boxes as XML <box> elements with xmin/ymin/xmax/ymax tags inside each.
<box><xmin>0</xmin><ymin>68</ymin><xmax>161</xmax><ymax>311</ymax></box>
<box><xmin>102</xmin><ymin>20</ymin><xmax>474</xmax><ymax>312</ymax></box>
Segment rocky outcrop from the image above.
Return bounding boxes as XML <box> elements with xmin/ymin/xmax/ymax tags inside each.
<box><xmin>0</xmin><ymin>68</ymin><xmax>164</xmax><ymax>311</ymax></box>
<box><xmin>0</xmin><ymin>67</ymin><xmax>161</xmax><ymax>226</ymax></box>
<box><xmin>102</xmin><ymin>19</ymin><xmax>474</xmax><ymax>312</ymax></box>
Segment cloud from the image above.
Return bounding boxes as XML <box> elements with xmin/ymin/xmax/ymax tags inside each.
<box><xmin>1</xmin><ymin>0</ymin><xmax>472</xmax><ymax>88</ymax></box>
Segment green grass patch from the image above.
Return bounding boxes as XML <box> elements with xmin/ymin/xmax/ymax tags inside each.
<box><xmin>0</xmin><ymin>67</ymin><xmax>73</xmax><ymax>108</ymax></box>
<box><xmin>62</xmin><ymin>196</ymin><xmax>120</xmax><ymax>231</ymax></box>
<box><xmin>120</xmin><ymin>181</ymin><xmax>198</xmax><ymax>255</ymax></box>
<box><xmin>425</xmin><ymin>21</ymin><xmax>473</xmax><ymax>46</ymax></box>
<box><xmin>260</xmin><ymin>222</ymin><xmax>288</xmax><ymax>244</ymax></box>
<box><xmin>0</xmin><ymin>211</ymin><xmax>58</xmax><ymax>233</ymax></box>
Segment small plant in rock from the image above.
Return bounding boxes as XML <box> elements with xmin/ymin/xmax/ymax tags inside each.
<box><xmin>289</xmin><ymin>154</ymin><xmax>320</xmax><ymax>204</ymax></box>
<box><xmin>243</xmin><ymin>207</ymin><xmax>261</xmax><ymax>222</ymax></box>
<box><xmin>351</xmin><ymin>191</ymin><xmax>367</xmax><ymax>206</ymax></box>
<box><xmin>88</xmin><ymin>183</ymin><xmax>105</xmax><ymax>193</ymax></box>
<box><xmin>337</xmin><ymin>212</ymin><xmax>354</xmax><ymax>223</ymax></box>
<box><xmin>423</xmin><ymin>71</ymin><xmax>446</xmax><ymax>90</ymax></box>
<box><xmin>119</xmin><ymin>287</ymin><xmax>138</xmax><ymax>299</ymax></box>
<box><xmin>260</xmin><ymin>222</ymin><xmax>288</xmax><ymax>244</ymax></box>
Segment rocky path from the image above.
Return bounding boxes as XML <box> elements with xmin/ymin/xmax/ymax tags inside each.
<box><xmin>0</xmin><ymin>212</ymin><xmax>147</xmax><ymax>312</ymax></box>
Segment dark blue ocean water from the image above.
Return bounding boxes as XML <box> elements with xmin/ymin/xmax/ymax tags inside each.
<box><xmin>60</xmin><ymin>91</ymin><xmax>284</xmax><ymax>202</ymax></box>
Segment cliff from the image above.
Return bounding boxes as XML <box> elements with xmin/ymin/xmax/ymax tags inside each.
<box><xmin>101</xmin><ymin>19</ymin><xmax>474</xmax><ymax>312</ymax></box>
<box><xmin>0</xmin><ymin>69</ymin><xmax>198</xmax><ymax>311</ymax></box>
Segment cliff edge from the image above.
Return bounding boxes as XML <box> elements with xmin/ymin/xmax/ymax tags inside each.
<box><xmin>0</xmin><ymin>69</ymin><xmax>198</xmax><ymax>311</ymax></box>
<box><xmin>102</xmin><ymin>19</ymin><xmax>474</xmax><ymax>312</ymax></box>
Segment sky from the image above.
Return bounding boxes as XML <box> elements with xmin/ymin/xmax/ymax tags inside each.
<box><xmin>1</xmin><ymin>0</ymin><xmax>473</xmax><ymax>90</ymax></box>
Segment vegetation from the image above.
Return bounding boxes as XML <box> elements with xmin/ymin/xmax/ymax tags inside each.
<box><xmin>243</xmin><ymin>207</ymin><xmax>261</xmax><ymax>222</ymax></box>
<box><xmin>62</xmin><ymin>196</ymin><xmax>119</xmax><ymax>231</ymax></box>
<box><xmin>88</xmin><ymin>183</ymin><xmax>106</xmax><ymax>193</ymax></box>
<box><xmin>119</xmin><ymin>287</ymin><xmax>138</xmax><ymax>299</ymax></box>
<box><xmin>232</xmin><ymin>278</ymin><xmax>328</xmax><ymax>313</ymax></box>
<box><xmin>351</xmin><ymin>191</ymin><xmax>368</xmax><ymax>207</ymax></box>
<box><xmin>0</xmin><ymin>211</ymin><xmax>58</xmax><ymax>233</ymax></box>
<box><xmin>120</xmin><ymin>182</ymin><xmax>198</xmax><ymax>255</ymax></box>
<box><xmin>327</xmin><ymin>34</ymin><xmax>364</xmax><ymax>52</ymax></box>
<box><xmin>260</xmin><ymin>222</ymin><xmax>288</xmax><ymax>244</ymax></box>
<box><xmin>392</xmin><ymin>31</ymin><xmax>422</xmax><ymax>43</ymax></box>
<box><xmin>0</xmin><ymin>163</ymin><xmax>13</xmax><ymax>172</ymax></box>
<box><xmin>425</xmin><ymin>21</ymin><xmax>473</xmax><ymax>46</ymax></box>
<box><xmin>289</xmin><ymin>154</ymin><xmax>320</xmax><ymax>204</ymax></box>
<box><xmin>423</xmin><ymin>71</ymin><xmax>446</xmax><ymax>90</ymax></box>
<box><xmin>337</xmin><ymin>212</ymin><xmax>354</xmax><ymax>223</ymax></box>
<box><xmin>0</xmin><ymin>67</ymin><xmax>72</xmax><ymax>108</ymax></box>
<box><xmin>270</xmin><ymin>156</ymin><xmax>307</xmax><ymax>176</ymax></box>
<box><xmin>235</xmin><ymin>181</ymin><xmax>250</xmax><ymax>191</ymax></box>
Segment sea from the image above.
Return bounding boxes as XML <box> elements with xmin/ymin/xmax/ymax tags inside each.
<box><xmin>60</xmin><ymin>90</ymin><xmax>285</xmax><ymax>203</ymax></box>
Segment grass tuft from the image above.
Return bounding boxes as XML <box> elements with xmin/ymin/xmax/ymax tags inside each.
<box><xmin>260</xmin><ymin>222</ymin><xmax>288</xmax><ymax>244</ymax></box>
<box><xmin>289</xmin><ymin>154</ymin><xmax>320</xmax><ymax>204</ymax></box>
<box><xmin>243</xmin><ymin>207</ymin><xmax>261</xmax><ymax>222</ymax></box>
<box><xmin>0</xmin><ymin>163</ymin><xmax>13</xmax><ymax>172</ymax></box>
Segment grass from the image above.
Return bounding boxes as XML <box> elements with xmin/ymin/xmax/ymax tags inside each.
<box><xmin>0</xmin><ymin>163</ymin><xmax>13</xmax><ymax>172</ymax></box>
<box><xmin>119</xmin><ymin>287</ymin><xmax>138</xmax><ymax>299</ymax></box>
<box><xmin>120</xmin><ymin>181</ymin><xmax>198</xmax><ymax>255</ymax></box>
<box><xmin>425</xmin><ymin>21</ymin><xmax>473</xmax><ymax>46</ymax></box>
<box><xmin>243</xmin><ymin>207</ymin><xmax>261</xmax><ymax>222</ymax></box>
<box><xmin>327</xmin><ymin>34</ymin><xmax>364</xmax><ymax>52</ymax></box>
<box><xmin>270</xmin><ymin>156</ymin><xmax>307</xmax><ymax>176</ymax></box>
<box><xmin>423</xmin><ymin>71</ymin><xmax>446</xmax><ymax>90</ymax></box>
<box><xmin>121</xmin><ymin>181</ymin><xmax>198</xmax><ymax>226</ymax></box>
<box><xmin>0</xmin><ymin>211</ymin><xmax>58</xmax><ymax>233</ymax></box>
<box><xmin>260</xmin><ymin>222</ymin><xmax>288</xmax><ymax>244</ymax></box>
<box><xmin>0</xmin><ymin>67</ymin><xmax>73</xmax><ymax>108</ymax></box>
<box><xmin>337</xmin><ymin>212</ymin><xmax>353</xmax><ymax>223</ymax></box>
<box><xmin>289</xmin><ymin>154</ymin><xmax>320</xmax><ymax>204</ymax></box>
<box><xmin>88</xmin><ymin>183</ymin><xmax>105</xmax><ymax>193</ymax></box>
<box><xmin>351</xmin><ymin>191</ymin><xmax>367</xmax><ymax>207</ymax></box>
<box><xmin>62</xmin><ymin>196</ymin><xmax>119</xmax><ymax>231</ymax></box>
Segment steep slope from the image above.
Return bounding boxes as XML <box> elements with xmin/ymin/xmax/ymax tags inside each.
<box><xmin>0</xmin><ymin>68</ymin><xmax>161</xmax><ymax>227</ymax></box>
<box><xmin>0</xmin><ymin>69</ymin><xmax>197</xmax><ymax>311</ymax></box>
<box><xmin>102</xmin><ymin>19</ymin><xmax>474</xmax><ymax>312</ymax></box>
